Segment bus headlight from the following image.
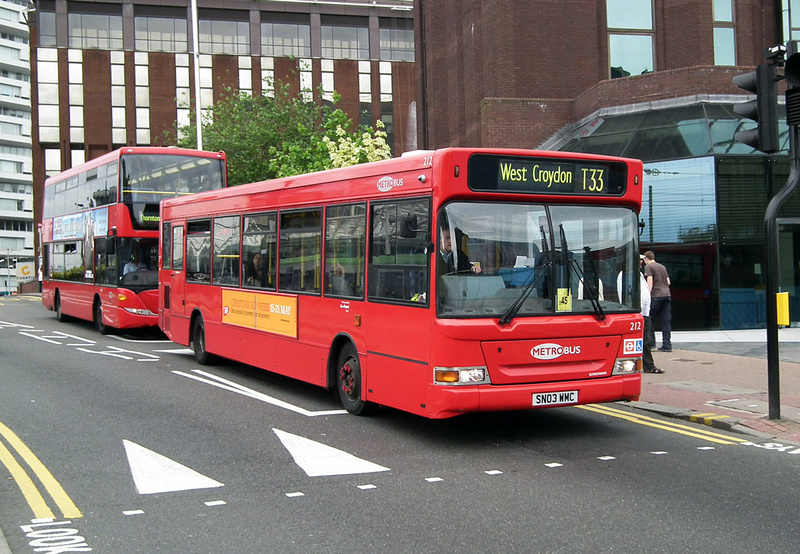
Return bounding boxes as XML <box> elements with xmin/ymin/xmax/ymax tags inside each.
<box><xmin>612</xmin><ymin>358</ymin><xmax>642</xmax><ymax>375</ymax></box>
<box><xmin>434</xmin><ymin>366</ymin><xmax>490</xmax><ymax>385</ymax></box>
<box><xmin>123</xmin><ymin>308</ymin><xmax>155</xmax><ymax>316</ymax></box>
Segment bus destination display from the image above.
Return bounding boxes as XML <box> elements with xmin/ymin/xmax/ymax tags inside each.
<box><xmin>468</xmin><ymin>154</ymin><xmax>627</xmax><ymax>196</ymax></box>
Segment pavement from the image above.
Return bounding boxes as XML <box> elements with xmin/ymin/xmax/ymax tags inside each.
<box><xmin>633</xmin><ymin>327</ymin><xmax>800</xmax><ymax>444</ymax></box>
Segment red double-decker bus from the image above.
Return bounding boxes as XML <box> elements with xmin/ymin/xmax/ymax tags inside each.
<box><xmin>41</xmin><ymin>147</ymin><xmax>227</xmax><ymax>333</ymax></box>
<box><xmin>159</xmin><ymin>148</ymin><xmax>643</xmax><ymax>418</ymax></box>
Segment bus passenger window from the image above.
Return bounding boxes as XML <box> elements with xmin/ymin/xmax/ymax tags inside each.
<box><xmin>325</xmin><ymin>203</ymin><xmax>365</xmax><ymax>298</ymax></box>
<box><xmin>186</xmin><ymin>220</ymin><xmax>211</xmax><ymax>283</ymax></box>
<box><xmin>279</xmin><ymin>209</ymin><xmax>322</xmax><ymax>294</ymax></box>
<box><xmin>213</xmin><ymin>216</ymin><xmax>240</xmax><ymax>286</ymax></box>
<box><xmin>242</xmin><ymin>213</ymin><xmax>277</xmax><ymax>290</ymax></box>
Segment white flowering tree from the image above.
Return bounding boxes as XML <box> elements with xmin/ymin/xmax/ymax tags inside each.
<box><xmin>170</xmin><ymin>81</ymin><xmax>392</xmax><ymax>185</ymax></box>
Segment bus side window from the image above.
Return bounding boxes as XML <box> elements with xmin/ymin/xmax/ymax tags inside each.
<box><xmin>162</xmin><ymin>222</ymin><xmax>171</xmax><ymax>270</ymax></box>
<box><xmin>368</xmin><ymin>197</ymin><xmax>431</xmax><ymax>304</ymax></box>
<box><xmin>213</xmin><ymin>216</ymin><xmax>240</xmax><ymax>286</ymax></box>
<box><xmin>242</xmin><ymin>213</ymin><xmax>277</xmax><ymax>290</ymax></box>
<box><xmin>325</xmin><ymin>203</ymin><xmax>365</xmax><ymax>299</ymax></box>
<box><xmin>279</xmin><ymin>209</ymin><xmax>322</xmax><ymax>294</ymax></box>
<box><xmin>186</xmin><ymin>220</ymin><xmax>211</xmax><ymax>283</ymax></box>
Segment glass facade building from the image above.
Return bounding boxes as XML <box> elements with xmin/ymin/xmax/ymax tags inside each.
<box><xmin>0</xmin><ymin>0</ymin><xmax>33</xmax><ymax>294</ymax></box>
<box><xmin>544</xmin><ymin>100</ymin><xmax>799</xmax><ymax>329</ymax></box>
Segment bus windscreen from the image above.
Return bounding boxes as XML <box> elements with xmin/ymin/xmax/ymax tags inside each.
<box><xmin>121</xmin><ymin>154</ymin><xmax>225</xmax><ymax>205</ymax></box>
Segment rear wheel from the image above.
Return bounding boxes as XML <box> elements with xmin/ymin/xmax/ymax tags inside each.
<box><xmin>193</xmin><ymin>316</ymin><xmax>213</xmax><ymax>365</ymax></box>
<box><xmin>336</xmin><ymin>344</ymin><xmax>376</xmax><ymax>415</ymax></box>
<box><xmin>55</xmin><ymin>292</ymin><xmax>68</xmax><ymax>322</ymax></box>
<box><xmin>93</xmin><ymin>299</ymin><xmax>113</xmax><ymax>335</ymax></box>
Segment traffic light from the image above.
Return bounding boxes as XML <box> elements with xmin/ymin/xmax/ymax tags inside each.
<box><xmin>732</xmin><ymin>64</ymin><xmax>780</xmax><ymax>153</ymax></box>
<box><xmin>785</xmin><ymin>41</ymin><xmax>800</xmax><ymax>126</ymax></box>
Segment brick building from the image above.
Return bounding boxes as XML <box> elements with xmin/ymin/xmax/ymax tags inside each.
<box><xmin>27</xmin><ymin>0</ymin><xmax>415</xmax><ymax>277</ymax></box>
<box><xmin>415</xmin><ymin>0</ymin><xmax>800</xmax><ymax>330</ymax></box>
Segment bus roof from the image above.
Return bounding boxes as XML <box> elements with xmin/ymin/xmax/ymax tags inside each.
<box><xmin>160</xmin><ymin>147</ymin><xmax>643</xmax><ymax>214</ymax></box>
<box><xmin>44</xmin><ymin>146</ymin><xmax>226</xmax><ymax>187</ymax></box>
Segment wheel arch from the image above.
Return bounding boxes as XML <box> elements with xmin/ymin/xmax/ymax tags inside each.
<box><xmin>189</xmin><ymin>308</ymin><xmax>204</xmax><ymax>344</ymax></box>
<box><xmin>327</xmin><ymin>333</ymin><xmax>359</xmax><ymax>390</ymax></box>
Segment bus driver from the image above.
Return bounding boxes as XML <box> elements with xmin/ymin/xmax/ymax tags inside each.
<box><xmin>438</xmin><ymin>228</ymin><xmax>482</xmax><ymax>275</ymax></box>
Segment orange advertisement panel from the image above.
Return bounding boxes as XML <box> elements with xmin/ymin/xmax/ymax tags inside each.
<box><xmin>222</xmin><ymin>290</ymin><xmax>298</xmax><ymax>338</ymax></box>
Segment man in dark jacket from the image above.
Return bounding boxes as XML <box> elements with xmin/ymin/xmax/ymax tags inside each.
<box><xmin>438</xmin><ymin>228</ymin><xmax>482</xmax><ymax>275</ymax></box>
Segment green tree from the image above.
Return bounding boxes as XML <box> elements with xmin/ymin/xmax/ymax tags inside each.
<box><xmin>170</xmin><ymin>80</ymin><xmax>391</xmax><ymax>185</ymax></box>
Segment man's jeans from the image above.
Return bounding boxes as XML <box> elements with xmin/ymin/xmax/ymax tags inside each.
<box><xmin>650</xmin><ymin>296</ymin><xmax>672</xmax><ymax>350</ymax></box>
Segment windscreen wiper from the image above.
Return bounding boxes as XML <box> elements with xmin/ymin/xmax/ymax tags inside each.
<box><xmin>569</xmin><ymin>258</ymin><xmax>606</xmax><ymax>321</ymax></box>
<box><xmin>499</xmin><ymin>262</ymin><xmax>550</xmax><ymax>326</ymax></box>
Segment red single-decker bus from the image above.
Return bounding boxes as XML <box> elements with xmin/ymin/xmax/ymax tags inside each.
<box><xmin>159</xmin><ymin>148</ymin><xmax>643</xmax><ymax>418</ymax></box>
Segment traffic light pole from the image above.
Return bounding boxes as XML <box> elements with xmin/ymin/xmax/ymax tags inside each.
<box><xmin>764</xmin><ymin>124</ymin><xmax>800</xmax><ymax>420</ymax></box>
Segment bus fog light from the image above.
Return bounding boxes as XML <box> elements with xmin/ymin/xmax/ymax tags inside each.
<box><xmin>123</xmin><ymin>307</ymin><xmax>155</xmax><ymax>316</ymax></box>
<box><xmin>612</xmin><ymin>358</ymin><xmax>641</xmax><ymax>375</ymax></box>
<box><xmin>459</xmin><ymin>368</ymin><xmax>486</xmax><ymax>383</ymax></box>
<box><xmin>434</xmin><ymin>367</ymin><xmax>489</xmax><ymax>385</ymax></box>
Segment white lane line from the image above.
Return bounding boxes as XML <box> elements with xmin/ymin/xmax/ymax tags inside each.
<box><xmin>173</xmin><ymin>369</ymin><xmax>347</xmax><ymax>417</ymax></box>
<box><xmin>154</xmin><ymin>348</ymin><xmax>195</xmax><ymax>355</ymax></box>
<box><xmin>19</xmin><ymin>332</ymin><xmax>62</xmax><ymax>344</ymax></box>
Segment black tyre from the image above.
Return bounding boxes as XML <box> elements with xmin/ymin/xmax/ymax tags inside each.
<box><xmin>193</xmin><ymin>316</ymin><xmax>214</xmax><ymax>365</ymax></box>
<box><xmin>55</xmin><ymin>292</ymin><xmax>68</xmax><ymax>322</ymax></box>
<box><xmin>94</xmin><ymin>299</ymin><xmax>113</xmax><ymax>335</ymax></box>
<box><xmin>336</xmin><ymin>344</ymin><xmax>376</xmax><ymax>415</ymax></box>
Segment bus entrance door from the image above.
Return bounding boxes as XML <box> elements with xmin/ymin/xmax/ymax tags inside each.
<box><xmin>161</xmin><ymin>224</ymin><xmax>187</xmax><ymax>341</ymax></box>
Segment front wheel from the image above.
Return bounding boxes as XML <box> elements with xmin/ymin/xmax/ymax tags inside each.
<box><xmin>94</xmin><ymin>299</ymin><xmax>113</xmax><ymax>335</ymax></box>
<box><xmin>336</xmin><ymin>344</ymin><xmax>376</xmax><ymax>415</ymax></box>
<box><xmin>192</xmin><ymin>316</ymin><xmax>214</xmax><ymax>365</ymax></box>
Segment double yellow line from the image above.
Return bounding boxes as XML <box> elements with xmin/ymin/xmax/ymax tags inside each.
<box><xmin>578</xmin><ymin>404</ymin><xmax>748</xmax><ymax>445</ymax></box>
<box><xmin>0</xmin><ymin>421</ymin><xmax>82</xmax><ymax>519</ymax></box>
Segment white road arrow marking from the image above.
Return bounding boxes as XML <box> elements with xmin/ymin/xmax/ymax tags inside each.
<box><xmin>273</xmin><ymin>428</ymin><xmax>390</xmax><ymax>477</ymax></box>
<box><xmin>123</xmin><ymin>440</ymin><xmax>224</xmax><ymax>495</ymax></box>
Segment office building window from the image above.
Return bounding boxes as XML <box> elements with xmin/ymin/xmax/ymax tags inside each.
<box><xmin>713</xmin><ymin>0</ymin><xmax>736</xmax><ymax>66</ymax></box>
<box><xmin>261</xmin><ymin>22</ymin><xmax>311</xmax><ymax>57</ymax></box>
<box><xmin>784</xmin><ymin>0</ymin><xmax>800</xmax><ymax>40</ymax></box>
<box><xmin>38</xmin><ymin>9</ymin><xmax>56</xmax><ymax>47</ymax></box>
<box><xmin>199</xmin><ymin>18</ymin><xmax>250</xmax><ymax>55</ymax></box>
<box><xmin>135</xmin><ymin>13</ymin><xmax>187</xmax><ymax>53</ymax></box>
<box><xmin>321</xmin><ymin>16</ymin><xmax>369</xmax><ymax>60</ymax></box>
<box><xmin>379</xmin><ymin>18</ymin><xmax>413</xmax><ymax>62</ymax></box>
<box><xmin>68</xmin><ymin>12</ymin><xmax>123</xmax><ymax>50</ymax></box>
<box><xmin>607</xmin><ymin>0</ymin><xmax>654</xmax><ymax>78</ymax></box>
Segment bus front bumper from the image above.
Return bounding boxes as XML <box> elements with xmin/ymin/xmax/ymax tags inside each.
<box><xmin>424</xmin><ymin>374</ymin><xmax>641</xmax><ymax>419</ymax></box>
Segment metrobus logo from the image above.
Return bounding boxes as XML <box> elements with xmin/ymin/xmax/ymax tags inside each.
<box><xmin>531</xmin><ymin>343</ymin><xmax>581</xmax><ymax>360</ymax></box>
<box><xmin>376</xmin><ymin>175</ymin><xmax>404</xmax><ymax>192</ymax></box>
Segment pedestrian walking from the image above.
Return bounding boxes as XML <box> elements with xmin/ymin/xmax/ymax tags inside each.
<box><xmin>643</xmin><ymin>250</ymin><xmax>672</xmax><ymax>352</ymax></box>
<box><xmin>638</xmin><ymin>269</ymin><xmax>663</xmax><ymax>373</ymax></box>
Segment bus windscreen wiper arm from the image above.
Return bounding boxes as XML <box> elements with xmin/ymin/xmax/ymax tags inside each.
<box><xmin>499</xmin><ymin>262</ymin><xmax>550</xmax><ymax>326</ymax></box>
<box><xmin>569</xmin><ymin>258</ymin><xmax>606</xmax><ymax>321</ymax></box>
